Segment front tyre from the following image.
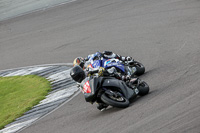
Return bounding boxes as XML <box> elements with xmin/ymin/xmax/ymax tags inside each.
<box><xmin>101</xmin><ymin>92</ymin><xmax>129</xmax><ymax>108</ymax></box>
<box><xmin>137</xmin><ymin>81</ymin><xmax>149</xmax><ymax>96</ymax></box>
<box><xmin>134</xmin><ymin>61</ymin><xmax>145</xmax><ymax>76</ymax></box>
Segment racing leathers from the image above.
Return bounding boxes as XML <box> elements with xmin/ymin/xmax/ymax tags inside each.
<box><xmin>83</xmin><ymin>51</ymin><xmax>133</xmax><ymax>69</ymax></box>
<box><xmin>85</xmin><ymin>51</ymin><xmax>132</xmax><ymax>61</ymax></box>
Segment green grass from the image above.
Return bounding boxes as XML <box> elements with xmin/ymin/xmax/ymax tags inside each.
<box><xmin>0</xmin><ymin>75</ymin><xmax>51</xmax><ymax>129</ymax></box>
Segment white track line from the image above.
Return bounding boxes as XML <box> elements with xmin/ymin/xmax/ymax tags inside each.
<box><xmin>0</xmin><ymin>63</ymin><xmax>78</xmax><ymax>133</ymax></box>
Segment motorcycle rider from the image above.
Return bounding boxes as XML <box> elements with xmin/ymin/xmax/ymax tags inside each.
<box><xmin>70</xmin><ymin>65</ymin><xmax>138</xmax><ymax>111</ymax></box>
<box><xmin>73</xmin><ymin>51</ymin><xmax>133</xmax><ymax>69</ymax></box>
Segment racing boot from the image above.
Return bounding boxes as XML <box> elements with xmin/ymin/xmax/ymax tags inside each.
<box><xmin>97</xmin><ymin>103</ymin><xmax>108</xmax><ymax>111</ymax></box>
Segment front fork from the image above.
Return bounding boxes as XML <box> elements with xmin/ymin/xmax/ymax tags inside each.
<box><xmin>128</xmin><ymin>78</ymin><xmax>143</xmax><ymax>95</ymax></box>
<box><xmin>125</xmin><ymin>66</ymin><xmax>137</xmax><ymax>75</ymax></box>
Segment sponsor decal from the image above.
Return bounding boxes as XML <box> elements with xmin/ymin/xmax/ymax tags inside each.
<box><xmin>83</xmin><ymin>81</ymin><xmax>91</xmax><ymax>93</ymax></box>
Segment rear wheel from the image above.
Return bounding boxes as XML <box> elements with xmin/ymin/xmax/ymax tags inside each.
<box><xmin>101</xmin><ymin>91</ymin><xmax>129</xmax><ymax>108</ymax></box>
<box><xmin>137</xmin><ymin>81</ymin><xmax>149</xmax><ymax>96</ymax></box>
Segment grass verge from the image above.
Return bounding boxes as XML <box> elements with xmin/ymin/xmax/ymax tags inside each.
<box><xmin>0</xmin><ymin>75</ymin><xmax>51</xmax><ymax>129</ymax></box>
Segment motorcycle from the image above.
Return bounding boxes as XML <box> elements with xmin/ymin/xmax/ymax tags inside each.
<box><xmin>78</xmin><ymin>74</ymin><xmax>149</xmax><ymax>110</ymax></box>
<box><xmin>85</xmin><ymin>57</ymin><xmax>145</xmax><ymax>76</ymax></box>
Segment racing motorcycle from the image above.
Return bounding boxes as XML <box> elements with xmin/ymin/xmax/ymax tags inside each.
<box><xmin>85</xmin><ymin>58</ymin><xmax>145</xmax><ymax>76</ymax></box>
<box><xmin>78</xmin><ymin>75</ymin><xmax>149</xmax><ymax>110</ymax></box>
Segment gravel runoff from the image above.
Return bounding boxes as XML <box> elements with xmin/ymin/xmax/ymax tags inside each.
<box><xmin>0</xmin><ymin>64</ymin><xmax>79</xmax><ymax>133</ymax></box>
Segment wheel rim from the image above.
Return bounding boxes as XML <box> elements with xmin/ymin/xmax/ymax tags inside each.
<box><xmin>109</xmin><ymin>95</ymin><xmax>125</xmax><ymax>102</ymax></box>
<box><xmin>101</xmin><ymin>92</ymin><xmax>130</xmax><ymax>108</ymax></box>
<box><xmin>140</xmin><ymin>82</ymin><xmax>147</xmax><ymax>87</ymax></box>
<box><xmin>107</xmin><ymin>92</ymin><xmax>125</xmax><ymax>102</ymax></box>
<box><xmin>135</xmin><ymin>63</ymin><xmax>142</xmax><ymax>67</ymax></box>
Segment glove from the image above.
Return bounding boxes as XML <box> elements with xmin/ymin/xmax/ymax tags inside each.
<box><xmin>120</xmin><ymin>56</ymin><xmax>132</xmax><ymax>61</ymax></box>
<box><xmin>121</xmin><ymin>75</ymin><xmax>131</xmax><ymax>81</ymax></box>
<box><xmin>125</xmin><ymin>56</ymin><xmax>132</xmax><ymax>61</ymax></box>
<box><xmin>114</xmin><ymin>73</ymin><xmax>122</xmax><ymax>79</ymax></box>
<box><xmin>98</xmin><ymin>67</ymin><xmax>105</xmax><ymax>77</ymax></box>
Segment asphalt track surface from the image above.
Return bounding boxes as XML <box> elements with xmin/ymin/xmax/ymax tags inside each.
<box><xmin>0</xmin><ymin>0</ymin><xmax>200</xmax><ymax>132</ymax></box>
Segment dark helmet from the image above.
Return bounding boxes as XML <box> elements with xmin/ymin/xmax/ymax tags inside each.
<box><xmin>103</xmin><ymin>51</ymin><xmax>113</xmax><ymax>55</ymax></box>
<box><xmin>73</xmin><ymin>57</ymin><xmax>84</xmax><ymax>68</ymax></box>
<box><xmin>70</xmin><ymin>65</ymin><xmax>86</xmax><ymax>83</ymax></box>
<box><xmin>102</xmin><ymin>51</ymin><xmax>116</xmax><ymax>58</ymax></box>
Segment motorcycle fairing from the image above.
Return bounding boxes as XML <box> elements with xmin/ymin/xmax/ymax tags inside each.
<box><xmin>102</xmin><ymin>78</ymin><xmax>135</xmax><ymax>99</ymax></box>
<box><xmin>90</xmin><ymin>58</ymin><xmax>125</xmax><ymax>73</ymax></box>
<box><xmin>91</xmin><ymin>60</ymin><xmax>102</xmax><ymax>68</ymax></box>
<box><xmin>83</xmin><ymin>81</ymin><xmax>91</xmax><ymax>93</ymax></box>
<box><xmin>90</xmin><ymin>58</ymin><xmax>107</xmax><ymax>68</ymax></box>
<box><xmin>104</xmin><ymin>59</ymin><xmax>125</xmax><ymax>73</ymax></box>
<box><xmin>82</xmin><ymin>77</ymin><xmax>100</xmax><ymax>102</ymax></box>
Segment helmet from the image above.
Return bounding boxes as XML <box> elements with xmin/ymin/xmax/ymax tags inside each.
<box><xmin>70</xmin><ymin>65</ymin><xmax>86</xmax><ymax>83</ymax></box>
<box><xmin>103</xmin><ymin>51</ymin><xmax>112</xmax><ymax>55</ymax></box>
<box><xmin>73</xmin><ymin>57</ymin><xmax>84</xmax><ymax>68</ymax></box>
<box><xmin>102</xmin><ymin>51</ymin><xmax>116</xmax><ymax>58</ymax></box>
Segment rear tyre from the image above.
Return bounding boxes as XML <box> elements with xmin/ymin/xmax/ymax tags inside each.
<box><xmin>137</xmin><ymin>81</ymin><xmax>149</xmax><ymax>96</ymax></box>
<box><xmin>101</xmin><ymin>92</ymin><xmax>129</xmax><ymax>108</ymax></box>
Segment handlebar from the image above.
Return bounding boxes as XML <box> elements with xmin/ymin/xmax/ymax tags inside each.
<box><xmin>87</xmin><ymin>69</ymin><xmax>99</xmax><ymax>75</ymax></box>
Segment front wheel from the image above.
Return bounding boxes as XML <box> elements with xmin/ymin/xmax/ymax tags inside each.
<box><xmin>133</xmin><ymin>61</ymin><xmax>145</xmax><ymax>76</ymax></box>
<box><xmin>101</xmin><ymin>91</ymin><xmax>129</xmax><ymax>108</ymax></box>
<box><xmin>137</xmin><ymin>81</ymin><xmax>149</xmax><ymax>96</ymax></box>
